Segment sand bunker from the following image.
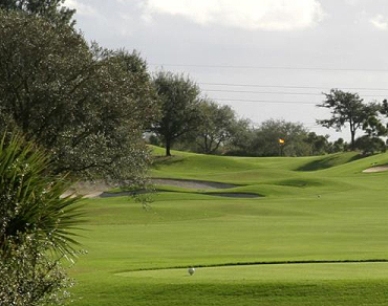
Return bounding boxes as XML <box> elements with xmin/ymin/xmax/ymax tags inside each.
<box><xmin>65</xmin><ymin>179</ymin><xmax>259</xmax><ymax>198</ymax></box>
<box><xmin>363</xmin><ymin>166</ymin><xmax>388</xmax><ymax>173</ymax></box>
<box><xmin>152</xmin><ymin>178</ymin><xmax>236</xmax><ymax>190</ymax></box>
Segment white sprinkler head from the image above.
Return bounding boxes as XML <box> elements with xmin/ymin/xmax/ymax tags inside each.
<box><xmin>188</xmin><ymin>267</ymin><xmax>195</xmax><ymax>275</ymax></box>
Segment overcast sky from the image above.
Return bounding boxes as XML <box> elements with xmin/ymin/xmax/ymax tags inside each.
<box><xmin>66</xmin><ymin>0</ymin><xmax>388</xmax><ymax>141</ymax></box>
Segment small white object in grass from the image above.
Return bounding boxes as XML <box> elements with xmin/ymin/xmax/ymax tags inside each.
<box><xmin>188</xmin><ymin>267</ymin><xmax>195</xmax><ymax>275</ymax></box>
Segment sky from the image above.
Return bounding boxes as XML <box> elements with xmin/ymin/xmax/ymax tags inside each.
<box><xmin>66</xmin><ymin>0</ymin><xmax>388</xmax><ymax>141</ymax></box>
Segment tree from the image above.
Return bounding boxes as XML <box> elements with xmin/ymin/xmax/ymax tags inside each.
<box><xmin>193</xmin><ymin>99</ymin><xmax>238</xmax><ymax>154</ymax></box>
<box><xmin>354</xmin><ymin>135</ymin><xmax>386</xmax><ymax>155</ymax></box>
<box><xmin>304</xmin><ymin>132</ymin><xmax>330</xmax><ymax>155</ymax></box>
<box><xmin>223</xmin><ymin>118</ymin><xmax>255</xmax><ymax>156</ymax></box>
<box><xmin>0</xmin><ymin>11</ymin><xmax>158</xmax><ymax>181</ymax></box>
<box><xmin>0</xmin><ymin>131</ymin><xmax>83</xmax><ymax>305</ymax></box>
<box><xmin>0</xmin><ymin>0</ymin><xmax>75</xmax><ymax>26</ymax></box>
<box><xmin>317</xmin><ymin>89</ymin><xmax>380</xmax><ymax>149</ymax></box>
<box><xmin>150</xmin><ymin>71</ymin><xmax>201</xmax><ymax>156</ymax></box>
<box><xmin>328</xmin><ymin>137</ymin><xmax>346</xmax><ymax>153</ymax></box>
<box><xmin>378</xmin><ymin>99</ymin><xmax>388</xmax><ymax>134</ymax></box>
<box><xmin>362</xmin><ymin>112</ymin><xmax>387</xmax><ymax>138</ymax></box>
<box><xmin>252</xmin><ymin>119</ymin><xmax>311</xmax><ymax>157</ymax></box>
<box><xmin>381</xmin><ymin>99</ymin><xmax>388</xmax><ymax>116</ymax></box>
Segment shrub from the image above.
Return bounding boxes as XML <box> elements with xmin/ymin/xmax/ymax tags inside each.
<box><xmin>0</xmin><ymin>132</ymin><xmax>83</xmax><ymax>305</ymax></box>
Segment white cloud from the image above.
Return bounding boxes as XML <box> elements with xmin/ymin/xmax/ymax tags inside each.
<box><xmin>370</xmin><ymin>14</ymin><xmax>388</xmax><ymax>31</ymax></box>
<box><xmin>66</xmin><ymin>0</ymin><xmax>99</xmax><ymax>17</ymax></box>
<box><xmin>343</xmin><ymin>0</ymin><xmax>360</xmax><ymax>6</ymax></box>
<box><xmin>143</xmin><ymin>0</ymin><xmax>326</xmax><ymax>31</ymax></box>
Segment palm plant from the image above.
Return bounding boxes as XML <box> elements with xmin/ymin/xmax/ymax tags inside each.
<box><xmin>0</xmin><ymin>131</ymin><xmax>84</xmax><ymax>305</ymax></box>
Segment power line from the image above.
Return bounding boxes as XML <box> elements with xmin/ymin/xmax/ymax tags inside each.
<box><xmin>204</xmin><ymin>89</ymin><xmax>321</xmax><ymax>96</ymax></box>
<box><xmin>215</xmin><ymin>98</ymin><xmax>316</xmax><ymax>105</ymax></box>
<box><xmin>150</xmin><ymin>63</ymin><xmax>388</xmax><ymax>73</ymax></box>
<box><xmin>203</xmin><ymin>89</ymin><xmax>388</xmax><ymax>97</ymax></box>
<box><xmin>199</xmin><ymin>82</ymin><xmax>388</xmax><ymax>92</ymax></box>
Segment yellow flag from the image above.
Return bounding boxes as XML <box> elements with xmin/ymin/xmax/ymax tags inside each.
<box><xmin>279</xmin><ymin>138</ymin><xmax>285</xmax><ymax>144</ymax></box>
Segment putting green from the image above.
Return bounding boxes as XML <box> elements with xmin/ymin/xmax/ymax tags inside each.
<box><xmin>117</xmin><ymin>262</ymin><xmax>388</xmax><ymax>283</ymax></box>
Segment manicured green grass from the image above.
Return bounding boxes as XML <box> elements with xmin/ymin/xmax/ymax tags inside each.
<box><xmin>69</xmin><ymin>149</ymin><xmax>388</xmax><ymax>305</ymax></box>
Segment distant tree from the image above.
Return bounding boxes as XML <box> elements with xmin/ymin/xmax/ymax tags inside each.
<box><xmin>304</xmin><ymin>132</ymin><xmax>330</xmax><ymax>155</ymax></box>
<box><xmin>354</xmin><ymin>135</ymin><xmax>386</xmax><ymax>155</ymax></box>
<box><xmin>0</xmin><ymin>12</ymin><xmax>158</xmax><ymax>182</ymax></box>
<box><xmin>328</xmin><ymin>137</ymin><xmax>346</xmax><ymax>153</ymax></box>
<box><xmin>381</xmin><ymin>99</ymin><xmax>388</xmax><ymax>116</ymax></box>
<box><xmin>317</xmin><ymin>89</ymin><xmax>380</xmax><ymax>149</ymax></box>
<box><xmin>378</xmin><ymin>99</ymin><xmax>388</xmax><ymax>133</ymax></box>
<box><xmin>150</xmin><ymin>71</ymin><xmax>201</xmax><ymax>156</ymax></box>
<box><xmin>193</xmin><ymin>99</ymin><xmax>238</xmax><ymax>154</ymax></box>
<box><xmin>362</xmin><ymin>112</ymin><xmax>387</xmax><ymax>137</ymax></box>
<box><xmin>0</xmin><ymin>132</ymin><xmax>83</xmax><ymax>305</ymax></box>
<box><xmin>0</xmin><ymin>0</ymin><xmax>75</xmax><ymax>25</ymax></box>
<box><xmin>223</xmin><ymin>118</ymin><xmax>254</xmax><ymax>155</ymax></box>
<box><xmin>252</xmin><ymin>119</ymin><xmax>311</xmax><ymax>157</ymax></box>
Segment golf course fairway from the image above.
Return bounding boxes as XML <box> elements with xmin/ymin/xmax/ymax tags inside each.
<box><xmin>69</xmin><ymin>149</ymin><xmax>388</xmax><ymax>305</ymax></box>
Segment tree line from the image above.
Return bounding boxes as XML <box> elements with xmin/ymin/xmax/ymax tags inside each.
<box><xmin>149</xmin><ymin>80</ymin><xmax>388</xmax><ymax>157</ymax></box>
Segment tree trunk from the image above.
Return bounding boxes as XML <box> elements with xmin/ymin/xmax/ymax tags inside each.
<box><xmin>350</xmin><ymin>132</ymin><xmax>356</xmax><ymax>149</ymax></box>
<box><xmin>349</xmin><ymin>120</ymin><xmax>356</xmax><ymax>150</ymax></box>
<box><xmin>350</xmin><ymin>128</ymin><xmax>356</xmax><ymax>150</ymax></box>
<box><xmin>165</xmin><ymin>138</ymin><xmax>172</xmax><ymax>156</ymax></box>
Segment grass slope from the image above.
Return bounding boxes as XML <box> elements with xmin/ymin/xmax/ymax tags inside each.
<box><xmin>69</xmin><ymin>149</ymin><xmax>388</xmax><ymax>305</ymax></box>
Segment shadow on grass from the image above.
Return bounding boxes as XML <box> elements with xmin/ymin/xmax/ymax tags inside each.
<box><xmin>297</xmin><ymin>153</ymin><xmax>363</xmax><ymax>171</ymax></box>
<box><xmin>99</xmin><ymin>191</ymin><xmax>261</xmax><ymax>199</ymax></box>
<box><xmin>152</xmin><ymin>155</ymin><xmax>186</xmax><ymax>169</ymax></box>
<box><xmin>274</xmin><ymin>178</ymin><xmax>323</xmax><ymax>188</ymax></box>
<box><xmin>202</xmin><ymin>192</ymin><xmax>262</xmax><ymax>198</ymax></box>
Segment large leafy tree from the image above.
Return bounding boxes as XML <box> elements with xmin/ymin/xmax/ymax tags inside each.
<box><xmin>0</xmin><ymin>11</ymin><xmax>158</xmax><ymax>181</ymax></box>
<box><xmin>0</xmin><ymin>132</ymin><xmax>83</xmax><ymax>305</ymax></box>
<box><xmin>317</xmin><ymin>89</ymin><xmax>380</xmax><ymax>149</ymax></box>
<box><xmin>0</xmin><ymin>0</ymin><xmax>75</xmax><ymax>25</ymax></box>
<box><xmin>150</xmin><ymin>71</ymin><xmax>201</xmax><ymax>156</ymax></box>
<box><xmin>192</xmin><ymin>99</ymin><xmax>238</xmax><ymax>154</ymax></box>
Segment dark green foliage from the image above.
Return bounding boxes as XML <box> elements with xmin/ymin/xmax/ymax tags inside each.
<box><xmin>0</xmin><ymin>237</ymin><xmax>74</xmax><ymax>306</ymax></box>
<box><xmin>0</xmin><ymin>11</ymin><xmax>157</xmax><ymax>181</ymax></box>
<box><xmin>194</xmin><ymin>100</ymin><xmax>238</xmax><ymax>154</ymax></box>
<box><xmin>304</xmin><ymin>132</ymin><xmax>330</xmax><ymax>155</ymax></box>
<box><xmin>381</xmin><ymin>99</ymin><xmax>388</xmax><ymax>116</ymax></box>
<box><xmin>362</xmin><ymin>110</ymin><xmax>387</xmax><ymax>137</ymax></box>
<box><xmin>354</xmin><ymin>135</ymin><xmax>386</xmax><ymax>155</ymax></box>
<box><xmin>329</xmin><ymin>138</ymin><xmax>346</xmax><ymax>153</ymax></box>
<box><xmin>177</xmin><ymin>99</ymin><xmax>241</xmax><ymax>154</ymax></box>
<box><xmin>0</xmin><ymin>0</ymin><xmax>75</xmax><ymax>26</ymax></box>
<box><xmin>0</xmin><ymin>132</ymin><xmax>83</xmax><ymax>305</ymax></box>
<box><xmin>224</xmin><ymin>119</ymin><xmax>314</xmax><ymax>157</ymax></box>
<box><xmin>223</xmin><ymin>118</ymin><xmax>254</xmax><ymax>156</ymax></box>
<box><xmin>150</xmin><ymin>71</ymin><xmax>201</xmax><ymax>156</ymax></box>
<box><xmin>317</xmin><ymin>89</ymin><xmax>381</xmax><ymax>148</ymax></box>
<box><xmin>239</xmin><ymin>119</ymin><xmax>312</xmax><ymax>157</ymax></box>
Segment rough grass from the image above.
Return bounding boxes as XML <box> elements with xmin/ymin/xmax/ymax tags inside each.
<box><xmin>69</xmin><ymin>149</ymin><xmax>388</xmax><ymax>305</ymax></box>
